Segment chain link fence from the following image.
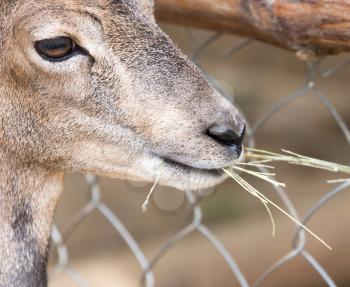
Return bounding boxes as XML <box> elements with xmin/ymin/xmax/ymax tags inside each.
<box><xmin>48</xmin><ymin>28</ymin><xmax>350</xmax><ymax>287</ymax></box>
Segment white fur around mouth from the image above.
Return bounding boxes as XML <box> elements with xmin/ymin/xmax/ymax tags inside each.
<box><xmin>155</xmin><ymin>148</ymin><xmax>245</xmax><ymax>176</ymax></box>
<box><xmin>160</xmin><ymin>157</ymin><xmax>225</xmax><ymax>176</ymax></box>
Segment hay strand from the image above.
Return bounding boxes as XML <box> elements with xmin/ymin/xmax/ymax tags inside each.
<box><xmin>225</xmin><ymin>149</ymin><xmax>335</xmax><ymax>250</ymax></box>
<box><xmin>142</xmin><ymin>174</ymin><xmax>161</xmax><ymax>213</ymax></box>
<box><xmin>245</xmin><ymin>148</ymin><xmax>350</xmax><ymax>175</ymax></box>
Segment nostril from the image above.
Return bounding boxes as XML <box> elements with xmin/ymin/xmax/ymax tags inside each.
<box><xmin>207</xmin><ymin>124</ymin><xmax>245</xmax><ymax>147</ymax></box>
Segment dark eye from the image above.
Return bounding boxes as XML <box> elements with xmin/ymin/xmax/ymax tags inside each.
<box><xmin>35</xmin><ymin>36</ymin><xmax>81</xmax><ymax>61</ymax></box>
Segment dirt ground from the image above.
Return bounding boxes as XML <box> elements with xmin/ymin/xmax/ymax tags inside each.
<box><xmin>49</xmin><ymin>24</ymin><xmax>350</xmax><ymax>287</ymax></box>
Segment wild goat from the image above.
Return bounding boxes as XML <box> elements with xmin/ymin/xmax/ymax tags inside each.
<box><xmin>0</xmin><ymin>0</ymin><xmax>245</xmax><ymax>286</ymax></box>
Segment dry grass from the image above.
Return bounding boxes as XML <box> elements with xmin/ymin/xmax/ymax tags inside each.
<box><xmin>222</xmin><ymin>147</ymin><xmax>350</xmax><ymax>250</ymax></box>
<box><xmin>245</xmin><ymin>148</ymin><xmax>350</xmax><ymax>176</ymax></box>
<box><xmin>142</xmin><ymin>148</ymin><xmax>349</xmax><ymax>249</ymax></box>
<box><xmin>142</xmin><ymin>174</ymin><xmax>161</xmax><ymax>212</ymax></box>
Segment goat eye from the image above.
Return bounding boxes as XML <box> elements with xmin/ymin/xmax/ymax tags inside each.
<box><xmin>35</xmin><ymin>37</ymin><xmax>78</xmax><ymax>61</ymax></box>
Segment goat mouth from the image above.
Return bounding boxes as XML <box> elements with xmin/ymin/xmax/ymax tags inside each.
<box><xmin>160</xmin><ymin>157</ymin><xmax>224</xmax><ymax>176</ymax></box>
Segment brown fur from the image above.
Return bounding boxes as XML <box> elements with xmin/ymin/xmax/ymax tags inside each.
<box><xmin>0</xmin><ymin>0</ymin><xmax>245</xmax><ymax>286</ymax></box>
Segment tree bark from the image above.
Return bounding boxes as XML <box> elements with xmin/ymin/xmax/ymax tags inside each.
<box><xmin>155</xmin><ymin>0</ymin><xmax>350</xmax><ymax>58</ymax></box>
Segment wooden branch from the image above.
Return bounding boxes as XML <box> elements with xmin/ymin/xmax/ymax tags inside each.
<box><xmin>155</xmin><ymin>0</ymin><xmax>350</xmax><ymax>58</ymax></box>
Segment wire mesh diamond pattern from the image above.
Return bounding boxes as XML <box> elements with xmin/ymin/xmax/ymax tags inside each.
<box><xmin>49</xmin><ymin>30</ymin><xmax>350</xmax><ymax>287</ymax></box>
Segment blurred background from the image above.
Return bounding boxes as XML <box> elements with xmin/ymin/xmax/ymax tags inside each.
<box><xmin>48</xmin><ymin>25</ymin><xmax>350</xmax><ymax>287</ymax></box>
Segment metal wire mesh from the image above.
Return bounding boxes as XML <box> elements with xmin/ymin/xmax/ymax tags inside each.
<box><xmin>49</xmin><ymin>30</ymin><xmax>350</xmax><ymax>287</ymax></box>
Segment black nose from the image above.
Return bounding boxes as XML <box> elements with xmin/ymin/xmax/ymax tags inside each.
<box><xmin>207</xmin><ymin>123</ymin><xmax>245</xmax><ymax>147</ymax></box>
